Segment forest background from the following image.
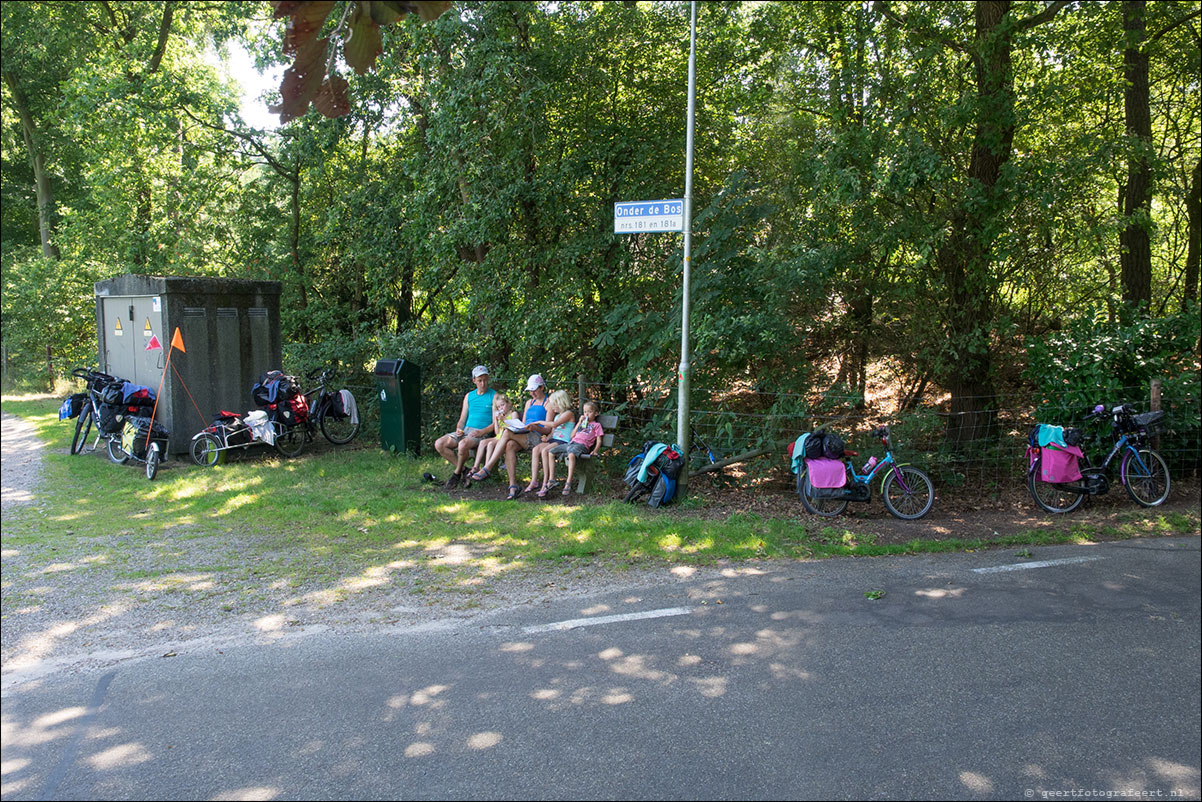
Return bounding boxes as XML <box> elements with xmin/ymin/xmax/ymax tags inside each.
<box><xmin>2</xmin><ymin>0</ymin><xmax>1199</xmax><ymax>487</ymax></box>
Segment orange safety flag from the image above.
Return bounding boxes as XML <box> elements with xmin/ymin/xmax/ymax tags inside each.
<box><xmin>171</xmin><ymin>327</ymin><xmax>186</xmax><ymax>353</ymax></box>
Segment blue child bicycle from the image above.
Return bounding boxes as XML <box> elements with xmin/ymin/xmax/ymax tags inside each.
<box><xmin>797</xmin><ymin>425</ymin><xmax>935</xmax><ymax>520</ymax></box>
<box><xmin>1027</xmin><ymin>403</ymin><xmax>1170</xmax><ymax>514</ymax></box>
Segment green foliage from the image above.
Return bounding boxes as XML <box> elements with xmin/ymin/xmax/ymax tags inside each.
<box><xmin>1026</xmin><ymin>306</ymin><xmax>1201</xmax><ymax>422</ymax></box>
<box><xmin>1</xmin><ymin>247</ymin><xmax>100</xmax><ymax>388</ymax></box>
<box><xmin>2</xmin><ymin>0</ymin><xmax>1199</xmax><ymax>437</ymax></box>
<box><xmin>1026</xmin><ymin>307</ymin><xmax>1201</xmax><ymax>472</ymax></box>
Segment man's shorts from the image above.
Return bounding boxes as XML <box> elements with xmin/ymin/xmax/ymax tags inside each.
<box><xmin>447</xmin><ymin>428</ymin><xmax>486</xmax><ymax>443</ymax></box>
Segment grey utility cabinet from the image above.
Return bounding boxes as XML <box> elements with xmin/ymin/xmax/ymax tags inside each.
<box><xmin>94</xmin><ymin>275</ymin><xmax>282</xmax><ymax>454</ymax></box>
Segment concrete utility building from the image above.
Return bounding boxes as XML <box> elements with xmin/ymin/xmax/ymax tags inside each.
<box><xmin>94</xmin><ymin>275</ymin><xmax>282</xmax><ymax>453</ymax></box>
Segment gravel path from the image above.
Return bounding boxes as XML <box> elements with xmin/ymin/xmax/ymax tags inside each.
<box><xmin>0</xmin><ymin>409</ymin><xmax>721</xmax><ymax>691</ymax></box>
<box><xmin>1</xmin><ymin>410</ymin><xmax>45</xmax><ymax>511</ymax></box>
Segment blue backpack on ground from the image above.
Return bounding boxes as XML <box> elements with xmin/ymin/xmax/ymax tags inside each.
<box><xmin>622</xmin><ymin>441</ymin><xmax>684</xmax><ymax>507</ymax></box>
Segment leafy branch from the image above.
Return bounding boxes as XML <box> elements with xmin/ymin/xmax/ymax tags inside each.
<box><xmin>269</xmin><ymin>0</ymin><xmax>451</xmax><ymax>123</ymax></box>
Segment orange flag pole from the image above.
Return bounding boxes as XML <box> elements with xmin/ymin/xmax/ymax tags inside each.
<box><xmin>146</xmin><ymin>328</ymin><xmax>186</xmax><ymax>454</ymax></box>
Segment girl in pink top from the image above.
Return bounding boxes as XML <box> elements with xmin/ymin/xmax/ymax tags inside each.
<box><xmin>544</xmin><ymin>401</ymin><xmax>604</xmax><ymax>497</ymax></box>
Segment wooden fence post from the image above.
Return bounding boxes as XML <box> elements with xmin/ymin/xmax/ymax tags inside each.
<box><xmin>1150</xmin><ymin>378</ymin><xmax>1162</xmax><ymax>451</ymax></box>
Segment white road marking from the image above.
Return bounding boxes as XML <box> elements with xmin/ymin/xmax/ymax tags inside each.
<box><xmin>972</xmin><ymin>556</ymin><xmax>1102</xmax><ymax>574</ymax></box>
<box><xmin>523</xmin><ymin>606</ymin><xmax>694</xmax><ymax>634</ymax></box>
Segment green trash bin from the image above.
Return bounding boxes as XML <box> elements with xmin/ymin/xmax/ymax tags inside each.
<box><xmin>375</xmin><ymin>359</ymin><xmax>421</xmax><ymax>455</ymax></box>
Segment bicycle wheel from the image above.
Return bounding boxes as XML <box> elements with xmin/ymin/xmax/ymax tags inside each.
<box><xmin>798</xmin><ymin>471</ymin><xmax>849</xmax><ymax>517</ymax></box>
<box><xmin>145</xmin><ymin>444</ymin><xmax>160</xmax><ymax>480</ymax></box>
<box><xmin>1122</xmin><ymin>448</ymin><xmax>1170</xmax><ymax>507</ymax></box>
<box><xmin>881</xmin><ymin>466</ymin><xmax>935</xmax><ymax>520</ymax></box>
<box><xmin>1027</xmin><ymin>456</ymin><xmax>1085</xmax><ymax>514</ymax></box>
<box><xmin>106</xmin><ymin>436</ymin><xmax>130</xmax><ymax>464</ymax></box>
<box><xmin>320</xmin><ymin>392</ymin><xmax>360</xmax><ymax>445</ymax></box>
<box><xmin>190</xmin><ymin>433</ymin><xmax>224</xmax><ymax>468</ymax></box>
<box><xmin>274</xmin><ymin>424</ymin><xmax>306</xmax><ymax>458</ymax></box>
<box><xmin>71</xmin><ymin>406</ymin><xmax>94</xmax><ymax>455</ymax></box>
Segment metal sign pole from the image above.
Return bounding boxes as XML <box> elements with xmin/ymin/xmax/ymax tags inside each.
<box><xmin>677</xmin><ymin>0</ymin><xmax>697</xmax><ymax>497</ymax></box>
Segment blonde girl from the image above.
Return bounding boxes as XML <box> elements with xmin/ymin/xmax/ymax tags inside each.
<box><xmin>527</xmin><ymin>390</ymin><xmax>576</xmax><ymax>495</ymax></box>
<box><xmin>464</xmin><ymin>394</ymin><xmax>517</xmax><ymax>488</ymax></box>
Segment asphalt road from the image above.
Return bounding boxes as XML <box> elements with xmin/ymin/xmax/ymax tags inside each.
<box><xmin>2</xmin><ymin>537</ymin><xmax>1199</xmax><ymax>801</ymax></box>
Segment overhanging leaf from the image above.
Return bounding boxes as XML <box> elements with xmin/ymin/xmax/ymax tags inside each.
<box><xmin>345</xmin><ymin>4</ymin><xmax>383</xmax><ymax>76</ymax></box>
<box><xmin>269</xmin><ymin>35</ymin><xmax>329</xmax><ymax>123</ymax></box>
<box><xmin>276</xmin><ymin>0</ymin><xmax>336</xmax><ymax>55</ymax></box>
<box><xmin>410</xmin><ymin>1</ymin><xmax>452</xmax><ymax>22</ymax></box>
<box><xmin>365</xmin><ymin>0</ymin><xmax>404</xmax><ymax>25</ymax></box>
<box><xmin>313</xmin><ymin>73</ymin><xmax>351</xmax><ymax>119</ymax></box>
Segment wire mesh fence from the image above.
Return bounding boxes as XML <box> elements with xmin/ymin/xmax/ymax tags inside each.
<box><xmin>382</xmin><ymin>373</ymin><xmax>1198</xmax><ymax>500</ymax></box>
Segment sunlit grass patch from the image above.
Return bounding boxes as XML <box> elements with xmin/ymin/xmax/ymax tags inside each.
<box><xmin>3</xmin><ymin>397</ymin><xmax>1198</xmax><ymax>609</ymax></box>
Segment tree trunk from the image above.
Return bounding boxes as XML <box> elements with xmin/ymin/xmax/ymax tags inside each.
<box><xmin>1120</xmin><ymin>0</ymin><xmax>1153</xmax><ymax>309</ymax></box>
<box><xmin>935</xmin><ymin>0</ymin><xmax>1014</xmax><ymax>446</ymax></box>
<box><xmin>288</xmin><ymin>158</ymin><xmax>309</xmax><ymax>340</ymax></box>
<box><xmin>2</xmin><ymin>71</ymin><xmax>60</xmax><ymax>261</ymax></box>
<box><xmin>1185</xmin><ymin>158</ymin><xmax>1200</xmax><ymax>309</ymax></box>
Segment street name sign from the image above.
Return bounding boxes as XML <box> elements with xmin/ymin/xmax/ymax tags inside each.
<box><xmin>614</xmin><ymin>199</ymin><xmax>684</xmax><ymax>234</ymax></box>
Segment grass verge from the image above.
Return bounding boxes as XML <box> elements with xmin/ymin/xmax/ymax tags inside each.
<box><xmin>3</xmin><ymin>396</ymin><xmax>1198</xmax><ymax>605</ymax></box>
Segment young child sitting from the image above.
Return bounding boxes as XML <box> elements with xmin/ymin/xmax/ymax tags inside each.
<box><xmin>546</xmin><ymin>401</ymin><xmax>605</xmax><ymax>496</ymax></box>
<box><xmin>464</xmin><ymin>394</ymin><xmax>518</xmax><ymax>488</ymax></box>
<box><xmin>528</xmin><ymin>391</ymin><xmax>577</xmax><ymax>496</ymax></box>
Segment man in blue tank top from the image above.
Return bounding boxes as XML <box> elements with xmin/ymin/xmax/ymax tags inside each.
<box><xmin>435</xmin><ymin>365</ymin><xmax>497</xmax><ymax>488</ymax></box>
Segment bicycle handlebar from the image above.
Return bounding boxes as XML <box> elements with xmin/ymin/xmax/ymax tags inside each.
<box><xmin>1087</xmin><ymin>403</ymin><xmax>1137</xmax><ymax>420</ymax></box>
<box><xmin>306</xmin><ymin>367</ymin><xmax>338</xmax><ymax>382</ymax></box>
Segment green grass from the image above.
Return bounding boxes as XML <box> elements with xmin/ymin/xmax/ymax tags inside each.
<box><xmin>3</xmin><ymin>396</ymin><xmax>1199</xmax><ymax>598</ymax></box>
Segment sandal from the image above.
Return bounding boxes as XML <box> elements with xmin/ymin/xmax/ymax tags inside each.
<box><xmin>507</xmin><ymin>485</ymin><xmax>521</xmax><ymax>500</ymax></box>
<box><xmin>536</xmin><ymin>483</ymin><xmax>550</xmax><ymax>499</ymax></box>
<box><xmin>470</xmin><ymin>467</ymin><xmax>490</xmax><ymax>482</ymax></box>
<box><xmin>561</xmin><ymin>486</ymin><xmax>572</xmax><ymax>497</ymax></box>
<box><xmin>524</xmin><ymin>479</ymin><xmax>541</xmax><ymax>494</ymax></box>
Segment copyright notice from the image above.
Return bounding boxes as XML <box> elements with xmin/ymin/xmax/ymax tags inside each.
<box><xmin>1025</xmin><ymin>790</ymin><xmax>1190</xmax><ymax>800</ymax></box>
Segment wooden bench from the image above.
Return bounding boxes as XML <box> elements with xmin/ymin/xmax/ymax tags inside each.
<box><xmin>556</xmin><ymin>413</ymin><xmax>618</xmax><ymax>494</ymax></box>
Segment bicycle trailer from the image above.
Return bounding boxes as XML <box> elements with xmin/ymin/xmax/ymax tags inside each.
<box><xmin>121</xmin><ymin>416</ymin><xmax>169</xmax><ymax>460</ymax></box>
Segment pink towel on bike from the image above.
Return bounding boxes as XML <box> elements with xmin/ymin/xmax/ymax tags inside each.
<box><xmin>805</xmin><ymin>457</ymin><xmax>847</xmax><ymax>488</ymax></box>
<box><xmin>1039</xmin><ymin>445</ymin><xmax>1083</xmax><ymax>483</ymax></box>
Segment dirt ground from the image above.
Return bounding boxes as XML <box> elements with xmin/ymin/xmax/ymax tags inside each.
<box><xmin>446</xmin><ymin>466</ymin><xmax>1201</xmax><ymax>546</ymax></box>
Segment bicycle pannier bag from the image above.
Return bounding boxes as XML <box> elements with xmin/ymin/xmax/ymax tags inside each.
<box><xmin>288</xmin><ymin>393</ymin><xmax>309</xmax><ymax>422</ymax></box>
<box><xmin>121</xmin><ymin>416</ymin><xmax>168</xmax><ymax>459</ymax></box>
<box><xmin>1039</xmin><ymin>444</ymin><xmax>1084</xmax><ymax>484</ymax></box>
<box><xmin>805</xmin><ymin>457</ymin><xmax>847</xmax><ymax>489</ymax></box>
<box><xmin>803</xmin><ymin>431</ymin><xmax>827</xmax><ymax>460</ymax></box>
<box><xmin>98</xmin><ymin>402</ymin><xmax>125</xmax><ymax>434</ymax></box>
<box><xmin>59</xmin><ymin>393</ymin><xmax>87</xmax><ymax>420</ymax></box>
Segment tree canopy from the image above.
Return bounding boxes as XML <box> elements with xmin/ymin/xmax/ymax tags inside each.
<box><xmin>3</xmin><ymin>0</ymin><xmax>1198</xmax><ymax>449</ymax></box>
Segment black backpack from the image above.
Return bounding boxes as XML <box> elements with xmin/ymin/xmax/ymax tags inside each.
<box><xmin>804</xmin><ymin>430</ymin><xmax>846</xmax><ymax>460</ymax></box>
<box><xmin>822</xmin><ymin>431</ymin><xmax>846</xmax><ymax>459</ymax></box>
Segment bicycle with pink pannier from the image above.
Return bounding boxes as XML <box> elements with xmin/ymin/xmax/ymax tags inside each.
<box><xmin>1026</xmin><ymin>404</ymin><xmax>1170</xmax><ymax>514</ymax></box>
<box><xmin>794</xmin><ymin>425</ymin><xmax>935</xmax><ymax>520</ymax></box>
